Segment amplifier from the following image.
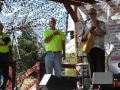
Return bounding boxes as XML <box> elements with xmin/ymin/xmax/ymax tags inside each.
<box><xmin>92</xmin><ymin>72</ymin><xmax>113</xmax><ymax>90</ymax></box>
<box><xmin>40</xmin><ymin>74</ymin><xmax>77</xmax><ymax>90</ymax></box>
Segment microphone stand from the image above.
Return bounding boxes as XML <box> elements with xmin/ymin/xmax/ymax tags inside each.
<box><xmin>11</xmin><ymin>28</ymin><xmax>21</xmax><ymax>90</ymax></box>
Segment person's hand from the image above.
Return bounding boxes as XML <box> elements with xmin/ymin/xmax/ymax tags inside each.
<box><xmin>62</xmin><ymin>53</ymin><xmax>66</xmax><ymax>60</ymax></box>
<box><xmin>53</xmin><ymin>31</ymin><xmax>60</xmax><ymax>36</ymax></box>
<box><xmin>0</xmin><ymin>42</ymin><xmax>3</xmax><ymax>46</ymax></box>
<box><xmin>91</xmin><ymin>19</ymin><xmax>99</xmax><ymax>28</ymax></box>
<box><xmin>0</xmin><ymin>42</ymin><xmax>7</xmax><ymax>46</ymax></box>
<box><xmin>90</xmin><ymin>26</ymin><xmax>96</xmax><ymax>33</ymax></box>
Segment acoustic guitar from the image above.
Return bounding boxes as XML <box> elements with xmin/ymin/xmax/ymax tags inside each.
<box><xmin>80</xmin><ymin>28</ymin><xmax>96</xmax><ymax>53</ymax></box>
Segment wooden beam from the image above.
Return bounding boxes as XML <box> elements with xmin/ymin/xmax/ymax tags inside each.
<box><xmin>50</xmin><ymin>0</ymin><xmax>97</xmax><ymax>5</ymax></box>
<box><xmin>50</xmin><ymin>0</ymin><xmax>113</xmax><ymax>5</ymax></box>
<box><xmin>50</xmin><ymin>0</ymin><xmax>82</xmax><ymax>6</ymax></box>
<box><xmin>64</xmin><ymin>3</ymin><xmax>79</xmax><ymax>22</ymax></box>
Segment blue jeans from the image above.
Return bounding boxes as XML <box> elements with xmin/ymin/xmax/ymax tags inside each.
<box><xmin>45</xmin><ymin>52</ymin><xmax>62</xmax><ymax>77</ymax></box>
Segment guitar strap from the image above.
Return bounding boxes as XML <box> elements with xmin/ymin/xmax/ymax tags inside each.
<box><xmin>82</xmin><ymin>19</ymin><xmax>91</xmax><ymax>36</ymax></box>
<box><xmin>81</xmin><ymin>19</ymin><xmax>90</xmax><ymax>41</ymax></box>
<box><xmin>82</xmin><ymin>20</ymin><xmax>86</xmax><ymax>37</ymax></box>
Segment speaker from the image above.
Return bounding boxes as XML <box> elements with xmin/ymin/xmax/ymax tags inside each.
<box><xmin>92</xmin><ymin>72</ymin><xmax>113</xmax><ymax>84</ymax></box>
<box><xmin>92</xmin><ymin>72</ymin><xmax>113</xmax><ymax>90</ymax></box>
<box><xmin>40</xmin><ymin>74</ymin><xmax>77</xmax><ymax>90</ymax></box>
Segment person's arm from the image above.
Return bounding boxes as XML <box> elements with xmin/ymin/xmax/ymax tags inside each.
<box><xmin>8</xmin><ymin>44</ymin><xmax>13</xmax><ymax>61</ymax></box>
<box><xmin>44</xmin><ymin>31</ymin><xmax>60</xmax><ymax>43</ymax></box>
<box><xmin>95</xmin><ymin>22</ymin><xmax>106</xmax><ymax>37</ymax></box>
<box><xmin>91</xmin><ymin>20</ymin><xmax>106</xmax><ymax>37</ymax></box>
<box><xmin>61</xmin><ymin>31</ymin><xmax>66</xmax><ymax>60</ymax></box>
<box><xmin>9</xmin><ymin>44</ymin><xmax>12</xmax><ymax>52</ymax></box>
<box><xmin>62</xmin><ymin>40</ymin><xmax>65</xmax><ymax>60</ymax></box>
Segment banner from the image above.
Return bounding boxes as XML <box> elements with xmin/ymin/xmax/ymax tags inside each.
<box><xmin>106</xmin><ymin>24</ymin><xmax>120</xmax><ymax>50</ymax></box>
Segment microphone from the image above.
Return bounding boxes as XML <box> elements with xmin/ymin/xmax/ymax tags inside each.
<box><xmin>91</xmin><ymin>26</ymin><xmax>96</xmax><ymax>30</ymax></box>
<box><xmin>90</xmin><ymin>26</ymin><xmax>96</xmax><ymax>34</ymax></box>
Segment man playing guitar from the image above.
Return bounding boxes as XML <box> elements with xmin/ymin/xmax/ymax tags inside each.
<box><xmin>80</xmin><ymin>8</ymin><xmax>106</xmax><ymax>89</ymax></box>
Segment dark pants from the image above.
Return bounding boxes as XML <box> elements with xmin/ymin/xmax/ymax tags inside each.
<box><xmin>87</xmin><ymin>47</ymin><xmax>105</xmax><ymax>77</ymax></box>
<box><xmin>0</xmin><ymin>53</ymin><xmax>10</xmax><ymax>89</ymax></box>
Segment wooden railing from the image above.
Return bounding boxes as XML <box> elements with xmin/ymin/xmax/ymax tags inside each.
<box><xmin>8</xmin><ymin>61</ymin><xmax>120</xmax><ymax>90</ymax></box>
<box><xmin>7</xmin><ymin>62</ymin><xmax>76</xmax><ymax>90</ymax></box>
<box><xmin>17</xmin><ymin>62</ymin><xmax>41</xmax><ymax>90</ymax></box>
<box><xmin>7</xmin><ymin>61</ymin><xmax>16</xmax><ymax>90</ymax></box>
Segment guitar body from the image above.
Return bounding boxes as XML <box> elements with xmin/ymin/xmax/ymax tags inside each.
<box><xmin>80</xmin><ymin>32</ymin><xmax>95</xmax><ymax>53</ymax></box>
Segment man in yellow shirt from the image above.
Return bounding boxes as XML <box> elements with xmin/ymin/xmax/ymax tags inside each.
<box><xmin>43</xmin><ymin>17</ymin><xmax>65</xmax><ymax>77</ymax></box>
<box><xmin>0</xmin><ymin>22</ymin><xmax>11</xmax><ymax>89</ymax></box>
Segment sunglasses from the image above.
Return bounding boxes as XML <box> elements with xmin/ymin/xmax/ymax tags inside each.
<box><xmin>88</xmin><ymin>12</ymin><xmax>95</xmax><ymax>15</ymax></box>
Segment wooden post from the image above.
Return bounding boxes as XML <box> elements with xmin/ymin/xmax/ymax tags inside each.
<box><xmin>35</xmin><ymin>62</ymin><xmax>41</xmax><ymax>90</ymax></box>
<box><xmin>7</xmin><ymin>61</ymin><xmax>16</xmax><ymax>90</ymax></box>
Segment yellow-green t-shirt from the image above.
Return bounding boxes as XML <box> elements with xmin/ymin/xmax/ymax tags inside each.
<box><xmin>43</xmin><ymin>29</ymin><xmax>65</xmax><ymax>52</ymax></box>
<box><xmin>0</xmin><ymin>33</ymin><xmax>11</xmax><ymax>53</ymax></box>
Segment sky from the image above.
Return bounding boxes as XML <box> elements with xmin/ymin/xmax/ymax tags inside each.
<box><xmin>0</xmin><ymin>0</ymin><xmax>68</xmax><ymax>43</ymax></box>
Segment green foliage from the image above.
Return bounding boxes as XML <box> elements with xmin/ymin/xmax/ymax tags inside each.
<box><xmin>13</xmin><ymin>28</ymin><xmax>40</xmax><ymax>74</ymax></box>
<box><xmin>18</xmin><ymin>39</ymin><xmax>36</xmax><ymax>53</ymax></box>
<box><xmin>65</xmin><ymin>53</ymin><xmax>76</xmax><ymax>64</ymax></box>
<box><xmin>36</xmin><ymin>53</ymin><xmax>46</xmax><ymax>63</ymax></box>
